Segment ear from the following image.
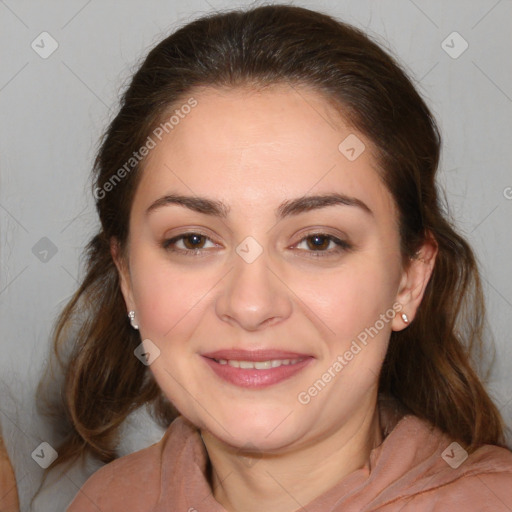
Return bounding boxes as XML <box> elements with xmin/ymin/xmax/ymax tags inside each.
<box><xmin>110</xmin><ymin>237</ymin><xmax>135</xmax><ymax>312</ymax></box>
<box><xmin>391</xmin><ymin>232</ymin><xmax>438</xmax><ymax>331</ymax></box>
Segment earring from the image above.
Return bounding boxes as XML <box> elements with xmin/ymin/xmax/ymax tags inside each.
<box><xmin>128</xmin><ymin>310</ymin><xmax>139</xmax><ymax>330</ymax></box>
<box><xmin>401</xmin><ymin>313</ymin><xmax>409</xmax><ymax>324</ymax></box>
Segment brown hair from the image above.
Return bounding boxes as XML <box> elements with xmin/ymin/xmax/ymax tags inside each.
<box><xmin>38</xmin><ymin>3</ymin><xmax>507</xmax><ymax>471</ymax></box>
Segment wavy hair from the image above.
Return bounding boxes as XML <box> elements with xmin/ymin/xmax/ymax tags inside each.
<box><xmin>38</xmin><ymin>4</ymin><xmax>507</xmax><ymax>472</ymax></box>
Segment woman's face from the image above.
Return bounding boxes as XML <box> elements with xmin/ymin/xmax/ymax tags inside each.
<box><xmin>116</xmin><ymin>84</ymin><xmax>414</xmax><ymax>452</ymax></box>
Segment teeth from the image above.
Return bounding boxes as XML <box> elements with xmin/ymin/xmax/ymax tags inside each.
<box><xmin>217</xmin><ymin>358</ymin><xmax>303</xmax><ymax>369</ymax></box>
<box><xmin>254</xmin><ymin>361</ymin><xmax>272</xmax><ymax>370</ymax></box>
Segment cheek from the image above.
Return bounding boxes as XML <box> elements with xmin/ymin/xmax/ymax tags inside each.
<box><xmin>305</xmin><ymin>261</ymin><xmax>397</xmax><ymax>343</ymax></box>
<box><xmin>302</xmin><ymin>263</ymin><xmax>398</xmax><ymax>400</ymax></box>
<box><xmin>129</xmin><ymin>251</ymin><xmax>212</xmax><ymax>338</ymax></box>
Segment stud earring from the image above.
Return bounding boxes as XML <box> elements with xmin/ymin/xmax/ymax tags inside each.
<box><xmin>128</xmin><ymin>310</ymin><xmax>139</xmax><ymax>330</ymax></box>
<box><xmin>401</xmin><ymin>313</ymin><xmax>409</xmax><ymax>324</ymax></box>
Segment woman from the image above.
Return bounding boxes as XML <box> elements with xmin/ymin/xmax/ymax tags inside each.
<box><xmin>46</xmin><ymin>4</ymin><xmax>511</xmax><ymax>511</ymax></box>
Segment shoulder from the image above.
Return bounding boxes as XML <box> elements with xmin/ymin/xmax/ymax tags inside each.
<box><xmin>66</xmin><ymin>420</ymin><xmax>181</xmax><ymax>512</ymax></box>
<box><xmin>375</xmin><ymin>412</ymin><xmax>512</xmax><ymax>509</ymax></box>
<box><xmin>408</xmin><ymin>441</ymin><xmax>512</xmax><ymax>510</ymax></box>
<box><xmin>67</xmin><ymin>415</ymin><xmax>203</xmax><ymax>511</ymax></box>
<box><xmin>443</xmin><ymin>444</ymin><xmax>512</xmax><ymax>496</ymax></box>
<box><xmin>66</xmin><ymin>442</ymin><xmax>162</xmax><ymax>511</ymax></box>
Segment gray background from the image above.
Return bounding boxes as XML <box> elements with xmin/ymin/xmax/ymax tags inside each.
<box><xmin>1</xmin><ymin>0</ymin><xmax>511</xmax><ymax>510</ymax></box>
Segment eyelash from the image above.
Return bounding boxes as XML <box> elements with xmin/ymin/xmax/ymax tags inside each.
<box><xmin>162</xmin><ymin>232</ymin><xmax>352</xmax><ymax>258</ymax></box>
<box><xmin>294</xmin><ymin>233</ymin><xmax>352</xmax><ymax>257</ymax></box>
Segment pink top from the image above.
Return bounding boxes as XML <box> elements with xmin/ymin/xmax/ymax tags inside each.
<box><xmin>67</xmin><ymin>397</ymin><xmax>512</xmax><ymax>511</ymax></box>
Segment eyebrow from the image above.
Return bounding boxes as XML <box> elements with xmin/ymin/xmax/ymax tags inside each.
<box><xmin>146</xmin><ymin>192</ymin><xmax>373</xmax><ymax>219</ymax></box>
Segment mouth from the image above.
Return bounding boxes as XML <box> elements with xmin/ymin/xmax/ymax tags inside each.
<box><xmin>201</xmin><ymin>349</ymin><xmax>313</xmax><ymax>388</ymax></box>
<box><xmin>214</xmin><ymin>357</ymin><xmax>306</xmax><ymax>369</ymax></box>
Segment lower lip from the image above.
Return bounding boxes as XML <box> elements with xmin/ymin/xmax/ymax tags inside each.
<box><xmin>202</xmin><ymin>356</ymin><xmax>313</xmax><ymax>389</ymax></box>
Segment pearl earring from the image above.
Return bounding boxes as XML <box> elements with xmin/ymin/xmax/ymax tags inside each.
<box><xmin>401</xmin><ymin>313</ymin><xmax>409</xmax><ymax>324</ymax></box>
<box><xmin>128</xmin><ymin>310</ymin><xmax>139</xmax><ymax>330</ymax></box>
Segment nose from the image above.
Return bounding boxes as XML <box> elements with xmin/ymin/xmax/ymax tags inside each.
<box><xmin>215</xmin><ymin>247</ymin><xmax>293</xmax><ymax>331</ymax></box>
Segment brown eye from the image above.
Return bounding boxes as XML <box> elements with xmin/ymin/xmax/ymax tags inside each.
<box><xmin>162</xmin><ymin>232</ymin><xmax>217</xmax><ymax>255</ymax></box>
<box><xmin>294</xmin><ymin>233</ymin><xmax>352</xmax><ymax>258</ymax></box>
<box><xmin>306</xmin><ymin>234</ymin><xmax>331</xmax><ymax>251</ymax></box>
<box><xmin>181</xmin><ymin>233</ymin><xmax>207</xmax><ymax>250</ymax></box>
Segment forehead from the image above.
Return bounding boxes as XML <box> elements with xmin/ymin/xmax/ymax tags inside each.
<box><xmin>134</xmin><ymin>84</ymin><xmax>397</xmax><ymax>222</ymax></box>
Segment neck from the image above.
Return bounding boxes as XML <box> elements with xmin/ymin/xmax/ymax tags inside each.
<box><xmin>200</xmin><ymin>398</ymin><xmax>383</xmax><ymax>512</ymax></box>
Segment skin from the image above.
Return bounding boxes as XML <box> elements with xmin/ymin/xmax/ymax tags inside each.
<box><xmin>0</xmin><ymin>435</ymin><xmax>19</xmax><ymax>512</ymax></box>
<box><xmin>113</xmin><ymin>84</ymin><xmax>437</xmax><ymax>512</ymax></box>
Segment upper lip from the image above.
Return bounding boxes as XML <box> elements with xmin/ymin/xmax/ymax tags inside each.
<box><xmin>201</xmin><ymin>349</ymin><xmax>312</xmax><ymax>361</ymax></box>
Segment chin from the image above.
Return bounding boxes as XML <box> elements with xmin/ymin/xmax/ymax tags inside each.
<box><xmin>198</xmin><ymin>405</ymin><xmax>308</xmax><ymax>452</ymax></box>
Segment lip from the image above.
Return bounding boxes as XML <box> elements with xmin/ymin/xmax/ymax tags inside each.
<box><xmin>201</xmin><ymin>349</ymin><xmax>314</xmax><ymax>389</ymax></box>
<box><xmin>202</xmin><ymin>349</ymin><xmax>311</xmax><ymax>361</ymax></box>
